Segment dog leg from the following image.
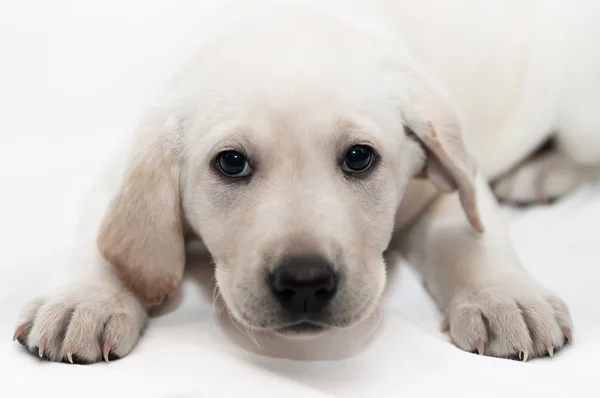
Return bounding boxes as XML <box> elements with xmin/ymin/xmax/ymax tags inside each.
<box><xmin>491</xmin><ymin>142</ymin><xmax>595</xmax><ymax>205</ymax></box>
<box><xmin>396</xmin><ymin>175</ymin><xmax>573</xmax><ymax>359</ymax></box>
<box><xmin>13</xmin><ymin>154</ymin><xmax>148</xmax><ymax>364</ymax></box>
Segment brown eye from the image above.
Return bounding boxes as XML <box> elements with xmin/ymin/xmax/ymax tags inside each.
<box><xmin>342</xmin><ymin>145</ymin><xmax>374</xmax><ymax>173</ymax></box>
<box><xmin>216</xmin><ymin>151</ymin><xmax>252</xmax><ymax>177</ymax></box>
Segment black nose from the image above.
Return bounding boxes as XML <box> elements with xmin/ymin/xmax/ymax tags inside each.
<box><xmin>269</xmin><ymin>255</ymin><xmax>338</xmax><ymax>315</ymax></box>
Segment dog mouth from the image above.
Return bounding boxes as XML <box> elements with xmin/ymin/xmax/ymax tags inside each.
<box><xmin>273</xmin><ymin>321</ymin><xmax>329</xmax><ymax>338</ymax></box>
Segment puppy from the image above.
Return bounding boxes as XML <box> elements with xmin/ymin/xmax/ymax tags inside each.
<box><xmin>15</xmin><ymin>0</ymin><xmax>599</xmax><ymax>363</ymax></box>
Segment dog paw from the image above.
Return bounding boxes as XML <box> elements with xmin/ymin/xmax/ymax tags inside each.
<box><xmin>443</xmin><ymin>283</ymin><xmax>572</xmax><ymax>360</ymax></box>
<box><xmin>492</xmin><ymin>150</ymin><xmax>586</xmax><ymax>206</ymax></box>
<box><xmin>13</xmin><ymin>284</ymin><xmax>147</xmax><ymax>364</ymax></box>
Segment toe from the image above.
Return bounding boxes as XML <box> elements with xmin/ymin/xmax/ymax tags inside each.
<box><xmin>545</xmin><ymin>293</ymin><xmax>573</xmax><ymax>341</ymax></box>
<box><xmin>481</xmin><ymin>300</ymin><xmax>533</xmax><ymax>358</ymax></box>
<box><xmin>448</xmin><ymin>306</ymin><xmax>488</xmax><ymax>353</ymax></box>
<box><xmin>28</xmin><ymin>302</ymin><xmax>74</xmax><ymax>361</ymax></box>
<box><xmin>14</xmin><ymin>298</ymin><xmax>44</xmax><ymax>347</ymax></box>
<box><xmin>516</xmin><ymin>299</ymin><xmax>561</xmax><ymax>357</ymax></box>
<box><xmin>62</xmin><ymin>305</ymin><xmax>107</xmax><ymax>363</ymax></box>
<box><xmin>102</xmin><ymin>311</ymin><xmax>146</xmax><ymax>360</ymax></box>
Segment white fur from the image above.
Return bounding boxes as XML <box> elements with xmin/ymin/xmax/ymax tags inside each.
<box><xmin>15</xmin><ymin>0</ymin><xmax>596</xmax><ymax>363</ymax></box>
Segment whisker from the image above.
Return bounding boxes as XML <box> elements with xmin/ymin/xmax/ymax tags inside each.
<box><xmin>244</xmin><ymin>321</ymin><xmax>264</xmax><ymax>349</ymax></box>
<box><xmin>210</xmin><ymin>277</ymin><xmax>225</xmax><ymax>328</ymax></box>
<box><xmin>212</xmin><ymin>294</ymin><xmax>225</xmax><ymax>327</ymax></box>
<box><xmin>225</xmin><ymin>310</ymin><xmax>265</xmax><ymax>349</ymax></box>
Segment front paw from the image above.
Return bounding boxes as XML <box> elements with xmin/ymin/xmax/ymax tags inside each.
<box><xmin>13</xmin><ymin>284</ymin><xmax>148</xmax><ymax>364</ymax></box>
<box><xmin>444</xmin><ymin>283</ymin><xmax>572</xmax><ymax>360</ymax></box>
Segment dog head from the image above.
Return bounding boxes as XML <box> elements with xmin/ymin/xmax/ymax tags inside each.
<box><xmin>98</xmin><ymin>5</ymin><xmax>483</xmax><ymax>338</ymax></box>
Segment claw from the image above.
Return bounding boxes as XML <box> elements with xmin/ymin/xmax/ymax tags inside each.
<box><xmin>561</xmin><ymin>327</ymin><xmax>572</xmax><ymax>343</ymax></box>
<box><xmin>441</xmin><ymin>318</ymin><xmax>449</xmax><ymax>333</ymax></box>
<box><xmin>38</xmin><ymin>339</ymin><xmax>47</xmax><ymax>358</ymax></box>
<box><xmin>12</xmin><ymin>325</ymin><xmax>25</xmax><ymax>342</ymax></box>
<box><xmin>103</xmin><ymin>342</ymin><xmax>112</xmax><ymax>363</ymax></box>
<box><xmin>66</xmin><ymin>348</ymin><xmax>73</xmax><ymax>364</ymax></box>
<box><xmin>475</xmin><ymin>340</ymin><xmax>485</xmax><ymax>356</ymax></box>
<box><xmin>520</xmin><ymin>350</ymin><xmax>529</xmax><ymax>362</ymax></box>
<box><xmin>547</xmin><ymin>345</ymin><xmax>554</xmax><ymax>358</ymax></box>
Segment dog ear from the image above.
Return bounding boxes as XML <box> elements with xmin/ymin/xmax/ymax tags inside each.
<box><xmin>402</xmin><ymin>65</ymin><xmax>485</xmax><ymax>233</ymax></box>
<box><xmin>97</xmin><ymin>122</ymin><xmax>185</xmax><ymax>307</ymax></box>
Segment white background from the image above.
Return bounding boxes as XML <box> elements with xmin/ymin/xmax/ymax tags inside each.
<box><xmin>0</xmin><ymin>1</ymin><xmax>599</xmax><ymax>397</ymax></box>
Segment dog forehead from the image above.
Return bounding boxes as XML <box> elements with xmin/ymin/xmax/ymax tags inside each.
<box><xmin>176</xmin><ymin>20</ymin><xmax>406</xmax><ymax>160</ymax></box>
<box><xmin>177</xmin><ymin>16</ymin><xmax>396</xmax><ymax>111</ymax></box>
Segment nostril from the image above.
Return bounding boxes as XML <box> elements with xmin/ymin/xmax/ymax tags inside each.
<box><xmin>314</xmin><ymin>288</ymin><xmax>335</xmax><ymax>301</ymax></box>
<box><xmin>274</xmin><ymin>288</ymin><xmax>295</xmax><ymax>302</ymax></box>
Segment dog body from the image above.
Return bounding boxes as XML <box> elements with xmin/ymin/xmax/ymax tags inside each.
<box><xmin>15</xmin><ymin>0</ymin><xmax>598</xmax><ymax>363</ymax></box>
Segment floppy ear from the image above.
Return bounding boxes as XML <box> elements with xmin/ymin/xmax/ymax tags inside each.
<box><xmin>402</xmin><ymin>66</ymin><xmax>485</xmax><ymax>234</ymax></box>
<box><xmin>97</xmin><ymin>129</ymin><xmax>185</xmax><ymax>307</ymax></box>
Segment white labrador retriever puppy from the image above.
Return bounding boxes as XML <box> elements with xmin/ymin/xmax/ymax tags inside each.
<box><xmin>15</xmin><ymin>0</ymin><xmax>599</xmax><ymax>364</ymax></box>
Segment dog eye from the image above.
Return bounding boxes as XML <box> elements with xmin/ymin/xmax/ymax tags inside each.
<box><xmin>216</xmin><ymin>151</ymin><xmax>252</xmax><ymax>177</ymax></box>
<box><xmin>342</xmin><ymin>145</ymin><xmax>374</xmax><ymax>173</ymax></box>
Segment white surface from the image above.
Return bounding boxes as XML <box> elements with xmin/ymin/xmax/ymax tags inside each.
<box><xmin>1</xmin><ymin>1</ymin><xmax>599</xmax><ymax>397</ymax></box>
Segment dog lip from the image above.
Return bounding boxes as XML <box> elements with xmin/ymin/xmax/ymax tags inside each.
<box><xmin>275</xmin><ymin>321</ymin><xmax>328</xmax><ymax>334</ymax></box>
